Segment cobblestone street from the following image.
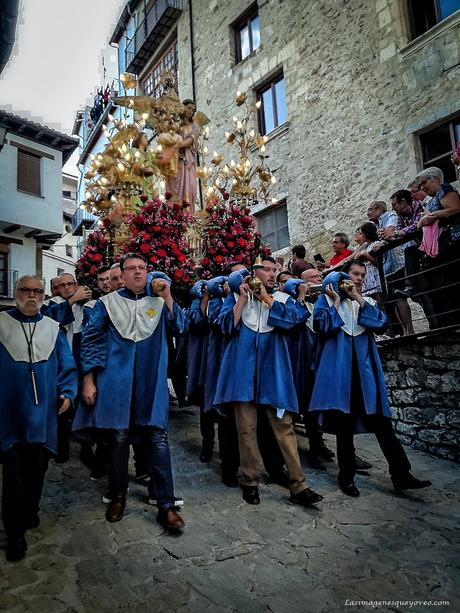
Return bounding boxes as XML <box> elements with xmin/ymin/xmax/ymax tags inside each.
<box><xmin>0</xmin><ymin>405</ymin><xmax>458</xmax><ymax>613</ymax></box>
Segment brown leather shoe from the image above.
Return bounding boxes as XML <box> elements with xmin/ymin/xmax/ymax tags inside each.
<box><xmin>105</xmin><ymin>495</ymin><xmax>126</xmax><ymax>523</ymax></box>
<box><xmin>157</xmin><ymin>507</ymin><xmax>185</xmax><ymax>532</ymax></box>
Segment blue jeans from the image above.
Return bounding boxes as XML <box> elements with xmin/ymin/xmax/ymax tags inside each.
<box><xmin>109</xmin><ymin>426</ymin><xmax>175</xmax><ymax>509</ymax></box>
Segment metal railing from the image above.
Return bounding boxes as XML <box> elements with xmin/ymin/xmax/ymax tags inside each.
<box><xmin>125</xmin><ymin>0</ymin><xmax>182</xmax><ymax>71</ymax></box>
<box><xmin>373</xmin><ymin>228</ymin><xmax>460</xmax><ymax>338</ymax></box>
<box><xmin>0</xmin><ymin>268</ymin><xmax>18</xmax><ymax>299</ymax></box>
<box><xmin>71</xmin><ymin>206</ymin><xmax>97</xmax><ymax>236</ymax></box>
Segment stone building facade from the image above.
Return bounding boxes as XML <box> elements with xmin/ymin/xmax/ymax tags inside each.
<box><xmin>107</xmin><ymin>0</ymin><xmax>460</xmax><ymax>258</ymax></box>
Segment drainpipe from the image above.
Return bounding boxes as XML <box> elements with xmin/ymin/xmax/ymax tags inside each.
<box><xmin>188</xmin><ymin>0</ymin><xmax>203</xmax><ymax>209</ymax></box>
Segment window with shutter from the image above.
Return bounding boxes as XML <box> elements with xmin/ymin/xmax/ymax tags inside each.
<box><xmin>17</xmin><ymin>149</ymin><xmax>41</xmax><ymax>196</ymax></box>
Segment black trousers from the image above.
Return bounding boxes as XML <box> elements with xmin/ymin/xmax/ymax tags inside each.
<box><xmin>404</xmin><ymin>245</ymin><xmax>439</xmax><ymax>329</ymax></box>
<box><xmin>2</xmin><ymin>443</ymin><xmax>51</xmax><ymax>539</ymax></box>
<box><xmin>335</xmin><ymin>414</ymin><xmax>411</xmax><ymax>485</ymax></box>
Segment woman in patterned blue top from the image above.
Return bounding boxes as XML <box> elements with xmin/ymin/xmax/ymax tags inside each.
<box><xmin>416</xmin><ymin>166</ymin><xmax>460</xmax><ymax>326</ymax></box>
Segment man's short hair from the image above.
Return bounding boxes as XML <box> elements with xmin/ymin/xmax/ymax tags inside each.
<box><xmin>110</xmin><ymin>263</ymin><xmax>121</xmax><ymax>270</ymax></box>
<box><xmin>416</xmin><ymin>166</ymin><xmax>444</xmax><ymax>183</ymax></box>
<box><xmin>334</xmin><ymin>232</ymin><xmax>350</xmax><ymax>247</ymax></box>
<box><xmin>390</xmin><ymin>189</ymin><xmax>412</xmax><ymax>205</ymax></box>
<box><xmin>259</xmin><ymin>256</ymin><xmax>276</xmax><ymax>266</ymax></box>
<box><xmin>369</xmin><ymin>201</ymin><xmax>387</xmax><ymax>213</ymax></box>
<box><xmin>119</xmin><ymin>253</ymin><xmax>148</xmax><ymax>271</ymax></box>
<box><xmin>276</xmin><ymin>269</ymin><xmax>292</xmax><ymax>282</ymax></box>
<box><xmin>342</xmin><ymin>259</ymin><xmax>366</xmax><ymax>274</ymax></box>
<box><xmin>60</xmin><ymin>272</ymin><xmax>76</xmax><ymax>282</ymax></box>
<box><xmin>96</xmin><ymin>265</ymin><xmax>110</xmax><ymax>277</ymax></box>
<box><xmin>292</xmin><ymin>245</ymin><xmax>306</xmax><ymax>259</ymax></box>
<box><xmin>14</xmin><ymin>274</ymin><xmax>45</xmax><ymax>292</ymax></box>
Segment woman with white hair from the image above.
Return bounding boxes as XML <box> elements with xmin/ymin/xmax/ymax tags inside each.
<box><xmin>416</xmin><ymin>166</ymin><xmax>460</xmax><ymax>326</ymax></box>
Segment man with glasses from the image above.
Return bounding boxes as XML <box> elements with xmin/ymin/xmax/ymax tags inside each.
<box><xmin>214</xmin><ymin>256</ymin><xmax>323</xmax><ymax>508</ymax></box>
<box><xmin>75</xmin><ymin>254</ymin><xmax>186</xmax><ymax>532</ymax></box>
<box><xmin>96</xmin><ymin>266</ymin><xmax>112</xmax><ymax>296</ymax></box>
<box><xmin>0</xmin><ymin>275</ymin><xmax>77</xmax><ymax>561</ymax></box>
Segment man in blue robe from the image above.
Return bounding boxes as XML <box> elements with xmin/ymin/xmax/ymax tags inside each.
<box><xmin>309</xmin><ymin>262</ymin><xmax>432</xmax><ymax>497</ymax></box>
<box><xmin>214</xmin><ymin>256</ymin><xmax>323</xmax><ymax>507</ymax></box>
<box><xmin>76</xmin><ymin>254</ymin><xmax>185</xmax><ymax>532</ymax></box>
<box><xmin>0</xmin><ymin>275</ymin><xmax>77</xmax><ymax>562</ymax></box>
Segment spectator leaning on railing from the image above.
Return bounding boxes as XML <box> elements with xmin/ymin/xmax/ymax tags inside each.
<box><xmin>367</xmin><ymin>201</ymin><xmax>414</xmax><ymax>336</ymax></box>
<box><xmin>416</xmin><ymin>166</ymin><xmax>460</xmax><ymax>326</ymax></box>
<box><xmin>389</xmin><ymin>189</ymin><xmax>439</xmax><ymax>330</ymax></box>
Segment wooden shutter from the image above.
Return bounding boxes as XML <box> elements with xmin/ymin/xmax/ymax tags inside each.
<box><xmin>17</xmin><ymin>149</ymin><xmax>41</xmax><ymax>196</ymax></box>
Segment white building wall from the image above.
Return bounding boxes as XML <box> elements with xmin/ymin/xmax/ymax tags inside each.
<box><xmin>0</xmin><ymin>135</ymin><xmax>63</xmax><ymax>234</ymax></box>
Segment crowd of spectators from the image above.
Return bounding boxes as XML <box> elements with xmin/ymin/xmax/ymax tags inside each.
<box><xmin>284</xmin><ymin>162</ymin><xmax>460</xmax><ymax>336</ymax></box>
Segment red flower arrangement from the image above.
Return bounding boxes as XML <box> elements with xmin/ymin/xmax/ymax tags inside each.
<box><xmin>124</xmin><ymin>197</ymin><xmax>196</xmax><ymax>299</ymax></box>
<box><xmin>199</xmin><ymin>199</ymin><xmax>270</xmax><ymax>279</ymax></box>
<box><xmin>75</xmin><ymin>228</ymin><xmax>111</xmax><ymax>290</ymax></box>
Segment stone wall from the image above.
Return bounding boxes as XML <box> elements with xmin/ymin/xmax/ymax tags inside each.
<box><xmin>379</xmin><ymin>331</ymin><xmax>460</xmax><ymax>462</ymax></box>
<box><xmin>171</xmin><ymin>0</ymin><xmax>460</xmax><ymax>258</ymax></box>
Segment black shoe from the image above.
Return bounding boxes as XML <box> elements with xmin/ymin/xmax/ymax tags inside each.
<box><xmin>222</xmin><ymin>474</ymin><xmax>239</xmax><ymax>488</ymax></box>
<box><xmin>268</xmin><ymin>467</ymin><xmax>290</xmax><ymax>488</ymax></box>
<box><xmin>25</xmin><ymin>515</ymin><xmax>40</xmax><ymax>530</ymax></box>
<box><xmin>199</xmin><ymin>446</ymin><xmax>213</xmax><ymax>463</ymax></box>
<box><xmin>290</xmin><ymin>488</ymin><xmax>324</xmax><ymax>506</ymax></box>
<box><xmin>6</xmin><ymin>537</ymin><xmax>28</xmax><ymax>562</ymax></box>
<box><xmin>355</xmin><ymin>455</ymin><xmax>372</xmax><ymax>471</ymax></box>
<box><xmin>106</xmin><ymin>495</ymin><xmax>126</xmax><ymax>523</ymax></box>
<box><xmin>317</xmin><ymin>443</ymin><xmax>335</xmax><ymax>462</ymax></box>
<box><xmin>340</xmin><ymin>482</ymin><xmax>360</xmax><ymax>497</ymax></box>
<box><xmin>242</xmin><ymin>485</ymin><xmax>260</xmax><ymax>505</ymax></box>
<box><xmin>392</xmin><ymin>473</ymin><xmax>432</xmax><ymax>492</ymax></box>
<box><xmin>307</xmin><ymin>453</ymin><xmax>327</xmax><ymax>470</ymax></box>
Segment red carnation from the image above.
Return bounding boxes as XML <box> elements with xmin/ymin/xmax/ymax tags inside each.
<box><xmin>174</xmin><ymin>269</ymin><xmax>184</xmax><ymax>279</ymax></box>
<box><xmin>165</xmin><ymin>192</ymin><xmax>172</xmax><ymax>200</ymax></box>
<box><xmin>215</xmin><ymin>255</ymin><xmax>224</xmax><ymax>264</ymax></box>
<box><xmin>140</xmin><ymin>243</ymin><xmax>150</xmax><ymax>254</ymax></box>
<box><xmin>89</xmin><ymin>265</ymin><xmax>97</xmax><ymax>274</ymax></box>
<box><xmin>157</xmin><ymin>248</ymin><xmax>167</xmax><ymax>258</ymax></box>
<box><xmin>150</xmin><ymin>255</ymin><xmax>159</xmax><ymax>263</ymax></box>
<box><xmin>227</xmin><ymin>241</ymin><xmax>235</xmax><ymax>248</ymax></box>
<box><xmin>152</xmin><ymin>225</ymin><xmax>161</xmax><ymax>232</ymax></box>
<box><xmin>238</xmin><ymin>238</ymin><xmax>247</xmax><ymax>247</ymax></box>
<box><xmin>140</xmin><ymin>195</ymin><xmax>148</xmax><ymax>203</ymax></box>
<box><xmin>200</xmin><ymin>257</ymin><xmax>210</xmax><ymax>267</ymax></box>
<box><xmin>92</xmin><ymin>253</ymin><xmax>103</xmax><ymax>263</ymax></box>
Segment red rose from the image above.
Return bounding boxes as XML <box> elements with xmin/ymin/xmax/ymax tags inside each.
<box><xmin>143</xmin><ymin>233</ymin><xmax>151</xmax><ymax>241</ymax></box>
<box><xmin>140</xmin><ymin>195</ymin><xmax>148</xmax><ymax>202</ymax></box>
<box><xmin>178</xmin><ymin>254</ymin><xmax>186</xmax><ymax>263</ymax></box>
<box><xmin>227</xmin><ymin>241</ymin><xmax>235</xmax><ymax>248</ymax></box>
<box><xmin>157</xmin><ymin>248</ymin><xmax>167</xmax><ymax>257</ymax></box>
<box><xmin>164</xmin><ymin>192</ymin><xmax>172</xmax><ymax>200</ymax></box>
<box><xmin>92</xmin><ymin>253</ymin><xmax>103</xmax><ymax>263</ymax></box>
<box><xmin>182</xmin><ymin>273</ymin><xmax>190</xmax><ymax>283</ymax></box>
<box><xmin>89</xmin><ymin>265</ymin><xmax>97</xmax><ymax>274</ymax></box>
<box><xmin>215</xmin><ymin>255</ymin><xmax>224</xmax><ymax>264</ymax></box>
<box><xmin>140</xmin><ymin>243</ymin><xmax>150</xmax><ymax>254</ymax></box>
<box><xmin>174</xmin><ymin>269</ymin><xmax>184</xmax><ymax>279</ymax></box>
<box><xmin>152</xmin><ymin>225</ymin><xmax>161</xmax><ymax>232</ymax></box>
<box><xmin>222</xmin><ymin>192</ymin><xmax>230</xmax><ymax>200</ymax></box>
<box><xmin>200</xmin><ymin>257</ymin><xmax>210</xmax><ymax>267</ymax></box>
<box><xmin>150</xmin><ymin>255</ymin><xmax>159</xmax><ymax>263</ymax></box>
<box><xmin>238</xmin><ymin>238</ymin><xmax>247</xmax><ymax>247</ymax></box>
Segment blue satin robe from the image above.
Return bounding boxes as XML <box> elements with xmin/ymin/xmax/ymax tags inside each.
<box><xmin>309</xmin><ymin>295</ymin><xmax>390</xmax><ymax>426</ymax></box>
<box><xmin>185</xmin><ymin>298</ymin><xmax>209</xmax><ymax>397</ymax></box>
<box><xmin>0</xmin><ymin>309</ymin><xmax>78</xmax><ymax>453</ymax></box>
<box><xmin>203</xmin><ymin>297</ymin><xmax>226</xmax><ymax>413</ymax></box>
<box><xmin>213</xmin><ymin>294</ymin><xmax>308</xmax><ymax>413</ymax></box>
<box><xmin>73</xmin><ymin>287</ymin><xmax>185</xmax><ymax>431</ymax></box>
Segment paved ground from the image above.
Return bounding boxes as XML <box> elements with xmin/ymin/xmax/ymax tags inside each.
<box><xmin>0</xmin><ymin>405</ymin><xmax>458</xmax><ymax>613</ymax></box>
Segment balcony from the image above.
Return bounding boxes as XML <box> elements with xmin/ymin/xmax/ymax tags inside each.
<box><xmin>0</xmin><ymin>268</ymin><xmax>18</xmax><ymax>300</ymax></box>
<box><xmin>71</xmin><ymin>207</ymin><xmax>97</xmax><ymax>236</ymax></box>
<box><xmin>126</xmin><ymin>0</ymin><xmax>182</xmax><ymax>74</ymax></box>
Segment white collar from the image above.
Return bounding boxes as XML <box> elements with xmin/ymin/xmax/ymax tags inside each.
<box><xmin>101</xmin><ymin>292</ymin><xmax>164</xmax><ymax>342</ymax></box>
<box><xmin>0</xmin><ymin>312</ymin><xmax>60</xmax><ymax>362</ymax></box>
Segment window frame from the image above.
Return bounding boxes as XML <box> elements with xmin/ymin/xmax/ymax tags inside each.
<box><xmin>255</xmin><ymin>200</ymin><xmax>290</xmax><ymax>252</ymax></box>
<box><xmin>418</xmin><ymin>115</ymin><xmax>460</xmax><ymax>183</ymax></box>
<box><xmin>233</xmin><ymin>4</ymin><xmax>260</xmax><ymax>63</ymax></box>
<box><xmin>407</xmin><ymin>0</ymin><xmax>460</xmax><ymax>39</ymax></box>
<box><xmin>256</xmin><ymin>72</ymin><xmax>287</xmax><ymax>136</ymax></box>
<box><xmin>65</xmin><ymin>244</ymin><xmax>73</xmax><ymax>258</ymax></box>
<box><xmin>142</xmin><ymin>40</ymin><xmax>178</xmax><ymax>99</ymax></box>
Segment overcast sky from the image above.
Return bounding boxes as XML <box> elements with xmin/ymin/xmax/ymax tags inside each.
<box><xmin>0</xmin><ymin>0</ymin><xmax>125</xmax><ymax>172</ymax></box>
